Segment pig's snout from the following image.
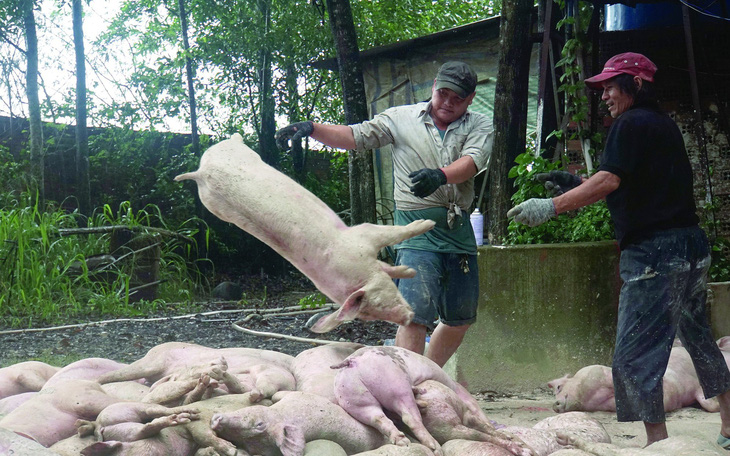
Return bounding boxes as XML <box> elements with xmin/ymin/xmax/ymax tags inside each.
<box><xmin>553</xmin><ymin>398</ymin><xmax>567</xmax><ymax>413</ymax></box>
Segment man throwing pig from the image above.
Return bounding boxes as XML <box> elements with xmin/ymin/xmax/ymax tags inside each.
<box><xmin>275</xmin><ymin>61</ymin><xmax>493</xmax><ymax>367</ymax></box>
<box><xmin>508</xmin><ymin>52</ymin><xmax>730</xmax><ymax>448</ymax></box>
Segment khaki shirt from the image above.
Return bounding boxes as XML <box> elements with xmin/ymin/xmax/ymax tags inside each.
<box><xmin>350</xmin><ymin>101</ymin><xmax>493</xmax><ymax>214</ymax></box>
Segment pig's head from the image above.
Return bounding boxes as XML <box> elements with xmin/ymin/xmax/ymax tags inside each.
<box><xmin>210</xmin><ymin>407</ymin><xmax>270</xmax><ymax>444</ymax></box>
<box><xmin>309</xmin><ymin>272</ymin><xmax>414</xmax><ymax>333</ymax></box>
<box><xmin>550</xmin><ymin>365</ymin><xmax>614</xmax><ymax>413</ymax></box>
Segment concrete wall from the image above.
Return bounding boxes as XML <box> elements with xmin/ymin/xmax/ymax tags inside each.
<box><xmin>444</xmin><ymin>241</ymin><xmax>622</xmax><ymax>394</ymax></box>
<box><xmin>708</xmin><ymin>282</ymin><xmax>730</xmax><ymax>340</ymax></box>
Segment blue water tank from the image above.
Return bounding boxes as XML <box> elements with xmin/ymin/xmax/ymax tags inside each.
<box><xmin>605</xmin><ymin>0</ymin><xmax>729</xmax><ymax>31</ymax></box>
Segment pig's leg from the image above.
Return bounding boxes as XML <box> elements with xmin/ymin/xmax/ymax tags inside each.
<box><xmin>142</xmin><ymin>378</ymin><xmax>200</xmax><ymax>404</ymax></box>
<box><xmin>183</xmin><ymin>374</ymin><xmax>220</xmax><ymax>405</ymax></box>
<box><xmin>379</xmin><ymin>261</ymin><xmax>417</xmax><ymax>279</ymax></box>
<box><xmin>97</xmin><ymin>358</ymin><xmax>165</xmax><ymax>384</ymax></box>
<box><xmin>211</xmin><ymin>367</ymin><xmax>245</xmax><ymax>395</ymax></box>
<box><xmin>391</xmin><ymin>399</ymin><xmax>441</xmax><ymax>454</ymax></box>
<box><xmin>106</xmin><ymin>412</ymin><xmax>198</xmax><ymax>442</ymax></box>
<box><xmin>190</xmin><ymin>427</ymin><xmax>249</xmax><ymax>456</ymax></box>
<box><xmin>335</xmin><ymin>374</ymin><xmax>409</xmax><ymax>446</ymax></box>
<box><xmin>696</xmin><ymin>394</ymin><xmax>720</xmax><ymax>412</ymax></box>
<box><xmin>348</xmin><ymin>219</ymin><xmax>436</xmax><ymax>250</ymax></box>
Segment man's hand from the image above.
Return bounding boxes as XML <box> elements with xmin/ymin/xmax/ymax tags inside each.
<box><xmin>409</xmin><ymin>168</ymin><xmax>447</xmax><ymax>198</ymax></box>
<box><xmin>507</xmin><ymin>198</ymin><xmax>556</xmax><ymax>227</ymax></box>
<box><xmin>535</xmin><ymin>170</ymin><xmax>582</xmax><ymax>196</ymax></box>
<box><xmin>275</xmin><ymin>121</ymin><xmax>314</xmax><ymax>151</ymax></box>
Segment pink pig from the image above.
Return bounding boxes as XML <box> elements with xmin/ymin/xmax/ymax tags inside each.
<box><xmin>291</xmin><ymin>342</ymin><xmax>364</xmax><ymax>403</ymax></box>
<box><xmin>0</xmin><ymin>361</ymin><xmax>59</xmax><ymax>399</ymax></box>
<box><xmin>175</xmin><ymin>134</ymin><xmax>436</xmax><ymax>332</ymax></box>
<box><xmin>332</xmin><ymin>346</ymin><xmax>534</xmax><ymax>456</ymax></box>
<box><xmin>210</xmin><ymin>390</ymin><xmax>389</xmax><ymax>455</ymax></box>
<box><xmin>548</xmin><ymin>344</ymin><xmax>730</xmax><ymax>414</ymax></box>
<box><xmin>96</xmin><ymin>342</ymin><xmax>294</xmax><ymax>385</ymax></box>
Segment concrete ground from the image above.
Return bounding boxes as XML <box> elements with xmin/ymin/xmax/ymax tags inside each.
<box><xmin>479</xmin><ymin>391</ymin><xmax>726</xmax><ymax>451</ymax></box>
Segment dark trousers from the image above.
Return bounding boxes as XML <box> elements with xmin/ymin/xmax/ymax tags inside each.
<box><xmin>613</xmin><ymin>226</ymin><xmax>730</xmax><ymax>423</ymax></box>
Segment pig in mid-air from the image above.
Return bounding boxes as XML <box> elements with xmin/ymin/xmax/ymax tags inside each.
<box><xmin>175</xmin><ymin>133</ymin><xmax>435</xmax><ymax>332</ymax></box>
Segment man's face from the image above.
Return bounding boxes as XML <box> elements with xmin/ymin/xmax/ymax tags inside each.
<box><xmin>430</xmin><ymin>85</ymin><xmax>475</xmax><ymax>128</ymax></box>
<box><xmin>600</xmin><ymin>78</ymin><xmax>636</xmax><ymax>118</ymax></box>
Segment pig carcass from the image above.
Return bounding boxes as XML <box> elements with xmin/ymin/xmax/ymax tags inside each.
<box><xmin>352</xmin><ymin>443</ymin><xmax>436</xmax><ymax>455</ymax></box>
<box><xmin>499</xmin><ymin>412</ymin><xmax>610</xmax><ymax>456</ymax></box>
<box><xmin>0</xmin><ymin>379</ymin><xmax>123</xmax><ymax>447</ymax></box>
<box><xmin>332</xmin><ymin>346</ymin><xmax>534</xmax><ymax>456</ymax></box>
<box><xmin>0</xmin><ymin>360</ymin><xmax>59</xmax><ymax>399</ymax></box>
<box><xmin>96</xmin><ymin>342</ymin><xmax>294</xmax><ymax>385</ymax></box>
<box><xmin>210</xmin><ymin>390</ymin><xmax>389</xmax><ymax>456</ymax></box>
<box><xmin>554</xmin><ymin>433</ymin><xmax>724</xmax><ymax>456</ymax></box>
<box><xmin>44</xmin><ymin>358</ymin><xmax>131</xmax><ymax>387</ymax></box>
<box><xmin>79</xmin><ymin>392</ymin><xmax>269</xmax><ymax>456</ymax></box>
<box><xmin>547</xmin><ymin>365</ymin><xmax>616</xmax><ymax>414</ymax></box>
<box><xmin>175</xmin><ymin>133</ymin><xmax>436</xmax><ymax>332</ymax></box>
<box><xmin>441</xmin><ymin>439</ymin><xmax>514</xmax><ymax>456</ymax></box>
<box><xmin>413</xmin><ymin>379</ymin><xmax>534</xmax><ymax>454</ymax></box>
<box><xmin>291</xmin><ymin>342</ymin><xmax>364</xmax><ymax>403</ymax></box>
<box><xmin>548</xmin><ymin>345</ymin><xmax>729</xmax><ymax>414</ymax></box>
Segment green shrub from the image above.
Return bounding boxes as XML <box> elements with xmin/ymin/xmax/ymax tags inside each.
<box><xmin>505</xmin><ymin>151</ymin><xmax>615</xmax><ymax>245</ymax></box>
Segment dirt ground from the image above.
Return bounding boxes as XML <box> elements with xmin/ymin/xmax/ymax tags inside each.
<box><xmin>478</xmin><ymin>392</ymin><xmax>726</xmax><ymax>451</ymax></box>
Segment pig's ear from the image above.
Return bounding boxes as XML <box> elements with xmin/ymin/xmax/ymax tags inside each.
<box><xmin>276</xmin><ymin>424</ymin><xmax>305</xmax><ymax>456</ymax></box>
<box><xmin>81</xmin><ymin>441</ymin><xmax>123</xmax><ymax>456</ymax></box>
<box><xmin>309</xmin><ymin>289</ymin><xmax>365</xmax><ymax>333</ymax></box>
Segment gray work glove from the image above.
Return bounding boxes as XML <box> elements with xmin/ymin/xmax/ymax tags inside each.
<box><xmin>535</xmin><ymin>170</ymin><xmax>582</xmax><ymax>196</ymax></box>
<box><xmin>507</xmin><ymin>198</ymin><xmax>556</xmax><ymax>227</ymax></box>
<box><xmin>275</xmin><ymin>121</ymin><xmax>314</xmax><ymax>151</ymax></box>
<box><xmin>409</xmin><ymin>168</ymin><xmax>447</xmax><ymax>198</ymax></box>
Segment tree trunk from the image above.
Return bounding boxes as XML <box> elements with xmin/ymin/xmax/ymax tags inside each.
<box><xmin>325</xmin><ymin>0</ymin><xmax>375</xmax><ymax>225</ymax></box>
<box><xmin>72</xmin><ymin>0</ymin><xmax>90</xmax><ymax>217</ymax></box>
<box><xmin>487</xmin><ymin>0</ymin><xmax>534</xmax><ymax>244</ymax></box>
<box><xmin>178</xmin><ymin>0</ymin><xmax>208</xmax><ymax>265</ymax></box>
<box><xmin>22</xmin><ymin>0</ymin><xmax>43</xmax><ymax>204</ymax></box>
<box><xmin>257</xmin><ymin>0</ymin><xmax>278</xmax><ymax>167</ymax></box>
<box><xmin>285</xmin><ymin>64</ymin><xmax>306</xmax><ymax>182</ymax></box>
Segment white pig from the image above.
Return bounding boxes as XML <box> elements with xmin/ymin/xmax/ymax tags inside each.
<box><xmin>292</xmin><ymin>342</ymin><xmax>364</xmax><ymax>403</ymax></box>
<box><xmin>0</xmin><ymin>360</ymin><xmax>59</xmax><ymax>399</ymax></box>
<box><xmin>210</xmin><ymin>390</ymin><xmax>390</xmax><ymax>455</ymax></box>
<box><xmin>332</xmin><ymin>346</ymin><xmax>534</xmax><ymax>456</ymax></box>
<box><xmin>555</xmin><ymin>433</ymin><xmax>724</xmax><ymax>455</ymax></box>
<box><xmin>174</xmin><ymin>133</ymin><xmax>436</xmax><ymax>332</ymax></box>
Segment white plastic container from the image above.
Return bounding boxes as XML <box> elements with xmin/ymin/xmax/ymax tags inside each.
<box><xmin>470</xmin><ymin>209</ymin><xmax>484</xmax><ymax>246</ymax></box>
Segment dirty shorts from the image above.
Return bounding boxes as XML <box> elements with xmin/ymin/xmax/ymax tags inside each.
<box><xmin>612</xmin><ymin>226</ymin><xmax>730</xmax><ymax>423</ymax></box>
<box><xmin>394</xmin><ymin>248</ymin><xmax>479</xmax><ymax>328</ymax></box>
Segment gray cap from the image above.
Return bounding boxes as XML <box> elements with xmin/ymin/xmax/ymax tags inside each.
<box><xmin>434</xmin><ymin>61</ymin><xmax>477</xmax><ymax>98</ymax></box>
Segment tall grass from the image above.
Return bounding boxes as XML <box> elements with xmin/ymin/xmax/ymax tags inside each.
<box><xmin>0</xmin><ymin>195</ymin><xmax>206</xmax><ymax>328</ymax></box>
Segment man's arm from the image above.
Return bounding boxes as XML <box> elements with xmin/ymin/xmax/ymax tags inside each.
<box><xmin>441</xmin><ymin>156</ymin><xmax>478</xmax><ymax>184</ymax></box>
<box><xmin>553</xmin><ymin>171</ymin><xmax>620</xmax><ymax>214</ymax></box>
<box><xmin>507</xmin><ymin>170</ymin><xmax>620</xmax><ymax>227</ymax></box>
<box><xmin>310</xmin><ymin>123</ymin><xmax>356</xmax><ymax>150</ymax></box>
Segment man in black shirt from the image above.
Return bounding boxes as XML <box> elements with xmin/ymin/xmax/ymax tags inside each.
<box><xmin>508</xmin><ymin>52</ymin><xmax>730</xmax><ymax>448</ymax></box>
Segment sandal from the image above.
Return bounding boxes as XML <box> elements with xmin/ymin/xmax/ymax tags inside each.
<box><xmin>718</xmin><ymin>433</ymin><xmax>730</xmax><ymax>450</ymax></box>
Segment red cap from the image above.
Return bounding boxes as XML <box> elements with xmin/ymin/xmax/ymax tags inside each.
<box><xmin>584</xmin><ymin>52</ymin><xmax>657</xmax><ymax>90</ymax></box>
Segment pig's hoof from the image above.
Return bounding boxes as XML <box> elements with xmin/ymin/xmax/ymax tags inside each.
<box><xmin>390</xmin><ymin>432</ymin><xmax>410</xmax><ymax>447</ymax></box>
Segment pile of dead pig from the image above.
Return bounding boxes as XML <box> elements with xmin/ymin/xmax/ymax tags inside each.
<box><xmin>1</xmin><ymin>342</ymin><xmax>726</xmax><ymax>456</ymax></box>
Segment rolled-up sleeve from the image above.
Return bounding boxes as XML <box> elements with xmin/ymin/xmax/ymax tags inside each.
<box><xmin>350</xmin><ymin>109</ymin><xmax>398</xmax><ymax>151</ymax></box>
<box><xmin>460</xmin><ymin>114</ymin><xmax>493</xmax><ymax>173</ymax></box>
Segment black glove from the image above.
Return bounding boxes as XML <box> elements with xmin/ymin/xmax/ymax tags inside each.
<box><xmin>409</xmin><ymin>168</ymin><xmax>447</xmax><ymax>198</ymax></box>
<box><xmin>275</xmin><ymin>121</ymin><xmax>314</xmax><ymax>151</ymax></box>
<box><xmin>535</xmin><ymin>170</ymin><xmax>582</xmax><ymax>196</ymax></box>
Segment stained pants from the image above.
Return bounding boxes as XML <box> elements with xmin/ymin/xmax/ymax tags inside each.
<box><xmin>613</xmin><ymin>226</ymin><xmax>730</xmax><ymax>423</ymax></box>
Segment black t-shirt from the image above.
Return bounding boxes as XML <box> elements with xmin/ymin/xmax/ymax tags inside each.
<box><xmin>598</xmin><ymin>101</ymin><xmax>698</xmax><ymax>249</ymax></box>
